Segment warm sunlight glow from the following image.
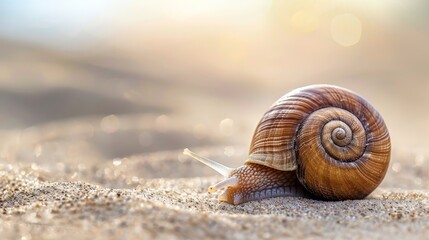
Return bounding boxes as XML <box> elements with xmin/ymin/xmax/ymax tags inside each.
<box><xmin>291</xmin><ymin>9</ymin><xmax>319</xmax><ymax>33</ymax></box>
<box><xmin>331</xmin><ymin>13</ymin><xmax>362</xmax><ymax>47</ymax></box>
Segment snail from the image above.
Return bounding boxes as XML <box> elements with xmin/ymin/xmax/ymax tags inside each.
<box><xmin>184</xmin><ymin>84</ymin><xmax>391</xmax><ymax>205</ymax></box>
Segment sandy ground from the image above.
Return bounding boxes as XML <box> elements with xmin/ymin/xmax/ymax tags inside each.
<box><xmin>1</xmin><ymin>170</ymin><xmax>429</xmax><ymax>240</ymax></box>
<box><xmin>0</xmin><ymin>40</ymin><xmax>429</xmax><ymax>239</ymax></box>
<box><xmin>0</xmin><ymin>126</ymin><xmax>428</xmax><ymax>240</ymax></box>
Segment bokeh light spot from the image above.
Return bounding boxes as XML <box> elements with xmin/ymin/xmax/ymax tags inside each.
<box><xmin>100</xmin><ymin>115</ymin><xmax>120</xmax><ymax>133</ymax></box>
<box><xmin>34</xmin><ymin>144</ymin><xmax>42</xmax><ymax>158</ymax></box>
<box><xmin>155</xmin><ymin>115</ymin><xmax>170</xmax><ymax>132</ymax></box>
<box><xmin>331</xmin><ymin>13</ymin><xmax>362</xmax><ymax>47</ymax></box>
<box><xmin>291</xmin><ymin>10</ymin><xmax>319</xmax><ymax>33</ymax></box>
<box><xmin>219</xmin><ymin>118</ymin><xmax>234</xmax><ymax>136</ymax></box>
<box><xmin>392</xmin><ymin>162</ymin><xmax>402</xmax><ymax>173</ymax></box>
<box><xmin>224</xmin><ymin>146</ymin><xmax>235</xmax><ymax>157</ymax></box>
<box><xmin>113</xmin><ymin>158</ymin><xmax>122</xmax><ymax>166</ymax></box>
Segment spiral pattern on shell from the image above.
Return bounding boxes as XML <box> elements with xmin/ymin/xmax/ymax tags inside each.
<box><xmin>246</xmin><ymin>85</ymin><xmax>391</xmax><ymax>200</ymax></box>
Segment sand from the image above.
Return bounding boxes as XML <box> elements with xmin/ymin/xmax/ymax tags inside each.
<box><xmin>1</xmin><ymin>136</ymin><xmax>429</xmax><ymax>240</ymax></box>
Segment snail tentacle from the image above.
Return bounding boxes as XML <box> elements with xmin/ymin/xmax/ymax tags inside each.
<box><xmin>208</xmin><ymin>176</ymin><xmax>238</xmax><ymax>193</ymax></box>
<box><xmin>183</xmin><ymin>148</ymin><xmax>233</xmax><ymax>177</ymax></box>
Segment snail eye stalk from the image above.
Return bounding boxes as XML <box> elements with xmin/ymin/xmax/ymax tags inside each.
<box><xmin>183</xmin><ymin>148</ymin><xmax>233</xmax><ymax>177</ymax></box>
<box><xmin>208</xmin><ymin>176</ymin><xmax>238</xmax><ymax>193</ymax></box>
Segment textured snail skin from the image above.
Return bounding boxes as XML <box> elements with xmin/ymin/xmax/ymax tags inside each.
<box><xmin>220</xmin><ymin>163</ymin><xmax>310</xmax><ymax>205</ymax></box>
<box><xmin>185</xmin><ymin>84</ymin><xmax>391</xmax><ymax>205</ymax></box>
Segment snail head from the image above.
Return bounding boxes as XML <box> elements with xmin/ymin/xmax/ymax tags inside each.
<box><xmin>183</xmin><ymin>148</ymin><xmax>291</xmax><ymax>205</ymax></box>
<box><xmin>183</xmin><ymin>148</ymin><xmax>243</xmax><ymax>204</ymax></box>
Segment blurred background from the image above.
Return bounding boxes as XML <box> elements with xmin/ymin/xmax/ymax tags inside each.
<box><xmin>0</xmin><ymin>1</ymin><xmax>428</xmax><ymax>187</ymax></box>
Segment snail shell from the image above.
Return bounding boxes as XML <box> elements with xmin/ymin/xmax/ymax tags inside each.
<box><xmin>246</xmin><ymin>84</ymin><xmax>391</xmax><ymax>200</ymax></box>
<box><xmin>184</xmin><ymin>84</ymin><xmax>391</xmax><ymax>204</ymax></box>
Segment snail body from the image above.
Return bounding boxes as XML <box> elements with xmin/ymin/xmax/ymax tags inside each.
<box><xmin>184</xmin><ymin>85</ymin><xmax>391</xmax><ymax>205</ymax></box>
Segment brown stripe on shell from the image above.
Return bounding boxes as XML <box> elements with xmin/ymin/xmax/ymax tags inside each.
<box><xmin>245</xmin><ymin>84</ymin><xmax>390</xmax><ymax>200</ymax></box>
